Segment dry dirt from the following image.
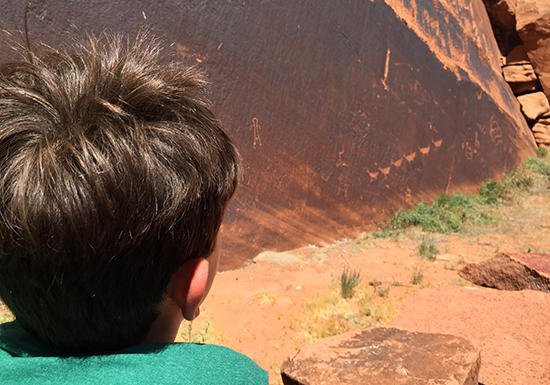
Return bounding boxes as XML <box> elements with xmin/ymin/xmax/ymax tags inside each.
<box><xmin>176</xmin><ymin>195</ymin><xmax>550</xmax><ymax>384</ymax></box>
<box><xmin>0</xmin><ymin>196</ymin><xmax>548</xmax><ymax>384</ymax></box>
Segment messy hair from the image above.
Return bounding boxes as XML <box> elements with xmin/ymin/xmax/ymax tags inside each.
<box><xmin>0</xmin><ymin>33</ymin><xmax>240</xmax><ymax>352</ymax></box>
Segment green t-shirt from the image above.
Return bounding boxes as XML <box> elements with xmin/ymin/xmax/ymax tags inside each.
<box><xmin>0</xmin><ymin>322</ymin><xmax>268</xmax><ymax>384</ymax></box>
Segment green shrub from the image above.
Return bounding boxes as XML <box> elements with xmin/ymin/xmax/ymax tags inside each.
<box><xmin>411</xmin><ymin>267</ymin><xmax>424</xmax><ymax>285</ymax></box>
<box><xmin>418</xmin><ymin>234</ymin><xmax>439</xmax><ymax>260</ymax></box>
<box><xmin>340</xmin><ymin>267</ymin><xmax>361</xmax><ymax>299</ymax></box>
<box><xmin>380</xmin><ymin>193</ymin><xmax>494</xmax><ymax>236</ymax></box>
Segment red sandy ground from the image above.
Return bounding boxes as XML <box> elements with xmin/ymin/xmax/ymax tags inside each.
<box><xmin>176</xmin><ymin>195</ymin><xmax>550</xmax><ymax>384</ymax></box>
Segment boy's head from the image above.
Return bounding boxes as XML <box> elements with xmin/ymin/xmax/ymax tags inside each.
<box><xmin>0</xmin><ymin>33</ymin><xmax>240</xmax><ymax>352</ymax></box>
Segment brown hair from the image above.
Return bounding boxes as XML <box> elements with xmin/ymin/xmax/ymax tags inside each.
<box><xmin>0</xmin><ymin>33</ymin><xmax>240</xmax><ymax>352</ymax></box>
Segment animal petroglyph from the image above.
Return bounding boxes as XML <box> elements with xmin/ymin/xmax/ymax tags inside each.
<box><xmin>250</xmin><ymin>117</ymin><xmax>262</xmax><ymax>148</ymax></box>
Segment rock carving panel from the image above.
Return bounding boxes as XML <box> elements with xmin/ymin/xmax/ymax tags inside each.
<box><xmin>0</xmin><ymin>0</ymin><xmax>536</xmax><ymax>270</ymax></box>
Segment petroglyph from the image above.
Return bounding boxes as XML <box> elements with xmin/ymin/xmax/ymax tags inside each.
<box><xmin>490</xmin><ymin>117</ymin><xmax>503</xmax><ymax>145</ymax></box>
<box><xmin>382</xmin><ymin>49</ymin><xmax>390</xmax><ymax>91</ymax></box>
<box><xmin>367</xmin><ymin>170</ymin><xmax>380</xmax><ymax>180</ymax></box>
<box><xmin>462</xmin><ymin>142</ymin><xmax>474</xmax><ymax>160</ymax></box>
<box><xmin>250</xmin><ymin>117</ymin><xmax>262</xmax><ymax>148</ymax></box>
<box><xmin>392</xmin><ymin>158</ymin><xmax>403</xmax><ymax>167</ymax></box>
<box><xmin>405</xmin><ymin>187</ymin><xmax>412</xmax><ymax>205</ymax></box>
<box><xmin>380</xmin><ymin>166</ymin><xmax>391</xmax><ymax>176</ymax></box>
<box><xmin>337</xmin><ymin>181</ymin><xmax>349</xmax><ymax>198</ymax></box>
<box><xmin>365</xmin><ymin>138</ymin><xmax>443</xmax><ymax>182</ymax></box>
<box><xmin>405</xmin><ymin>152</ymin><xmax>417</xmax><ymax>163</ymax></box>
<box><xmin>336</xmin><ymin>145</ymin><xmax>347</xmax><ymax>167</ymax></box>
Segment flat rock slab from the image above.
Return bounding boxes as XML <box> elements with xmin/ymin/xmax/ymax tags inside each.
<box><xmin>388</xmin><ymin>286</ymin><xmax>550</xmax><ymax>385</ymax></box>
<box><xmin>281</xmin><ymin>327</ymin><xmax>480</xmax><ymax>385</ymax></box>
<box><xmin>459</xmin><ymin>252</ymin><xmax>550</xmax><ymax>292</ymax></box>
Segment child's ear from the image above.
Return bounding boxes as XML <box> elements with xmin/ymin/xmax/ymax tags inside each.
<box><xmin>169</xmin><ymin>258</ymin><xmax>210</xmax><ymax>321</ymax></box>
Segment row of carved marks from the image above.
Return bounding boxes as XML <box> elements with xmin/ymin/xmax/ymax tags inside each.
<box><xmin>366</xmin><ymin>137</ymin><xmax>443</xmax><ymax>181</ymax></box>
<box><xmin>317</xmin><ymin>117</ymin><xmax>503</xmax><ymax>201</ymax></box>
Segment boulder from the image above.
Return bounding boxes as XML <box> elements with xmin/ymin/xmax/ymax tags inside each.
<box><xmin>0</xmin><ymin>0</ymin><xmax>537</xmax><ymax>269</ymax></box>
<box><xmin>503</xmin><ymin>46</ymin><xmax>541</xmax><ymax>94</ymax></box>
<box><xmin>516</xmin><ymin>0</ymin><xmax>550</xmax><ymax>102</ymax></box>
<box><xmin>502</xmin><ymin>63</ymin><xmax>537</xmax><ymax>83</ymax></box>
<box><xmin>485</xmin><ymin>0</ymin><xmax>517</xmax><ymax>31</ymax></box>
<box><xmin>505</xmin><ymin>44</ymin><xmax>530</xmax><ymax>66</ymax></box>
<box><xmin>281</xmin><ymin>327</ymin><xmax>480</xmax><ymax>385</ymax></box>
<box><xmin>509</xmin><ymin>78</ymin><xmax>541</xmax><ymax>94</ymax></box>
<box><xmin>532</xmin><ymin>118</ymin><xmax>550</xmax><ymax>146</ymax></box>
<box><xmin>517</xmin><ymin>91</ymin><xmax>550</xmax><ymax>120</ymax></box>
<box><xmin>389</xmin><ymin>285</ymin><xmax>550</xmax><ymax>385</ymax></box>
<box><xmin>458</xmin><ymin>252</ymin><xmax>550</xmax><ymax>292</ymax></box>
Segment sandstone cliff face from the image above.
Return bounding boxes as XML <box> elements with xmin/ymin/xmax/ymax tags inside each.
<box><xmin>0</xmin><ymin>0</ymin><xmax>536</xmax><ymax>269</ymax></box>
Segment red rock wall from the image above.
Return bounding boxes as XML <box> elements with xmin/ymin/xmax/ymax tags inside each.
<box><xmin>0</xmin><ymin>0</ymin><xmax>536</xmax><ymax>270</ymax></box>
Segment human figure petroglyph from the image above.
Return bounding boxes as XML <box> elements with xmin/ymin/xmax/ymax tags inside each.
<box><xmin>337</xmin><ymin>180</ymin><xmax>349</xmax><ymax>198</ymax></box>
<box><xmin>250</xmin><ymin>117</ymin><xmax>262</xmax><ymax>148</ymax></box>
<box><xmin>405</xmin><ymin>187</ymin><xmax>412</xmax><ymax>205</ymax></box>
<box><xmin>462</xmin><ymin>142</ymin><xmax>474</xmax><ymax>160</ymax></box>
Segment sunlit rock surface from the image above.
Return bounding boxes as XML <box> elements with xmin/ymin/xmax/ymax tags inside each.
<box><xmin>0</xmin><ymin>0</ymin><xmax>536</xmax><ymax>269</ymax></box>
<box><xmin>281</xmin><ymin>327</ymin><xmax>481</xmax><ymax>385</ymax></box>
<box><xmin>389</xmin><ymin>285</ymin><xmax>550</xmax><ymax>384</ymax></box>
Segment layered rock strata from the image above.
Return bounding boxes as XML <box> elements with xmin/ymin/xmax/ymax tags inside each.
<box><xmin>483</xmin><ymin>0</ymin><xmax>550</xmax><ymax>147</ymax></box>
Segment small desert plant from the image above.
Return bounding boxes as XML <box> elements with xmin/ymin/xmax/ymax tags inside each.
<box><xmin>411</xmin><ymin>267</ymin><xmax>424</xmax><ymax>285</ymax></box>
<box><xmin>480</xmin><ymin>148</ymin><xmax>550</xmax><ymax>204</ymax></box>
<box><xmin>375</xmin><ymin>284</ymin><xmax>391</xmax><ymax>297</ymax></box>
<box><xmin>181</xmin><ymin>320</ymin><xmax>211</xmax><ymax>344</ymax></box>
<box><xmin>418</xmin><ymin>234</ymin><xmax>439</xmax><ymax>261</ymax></box>
<box><xmin>340</xmin><ymin>267</ymin><xmax>361</xmax><ymax>299</ymax></box>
